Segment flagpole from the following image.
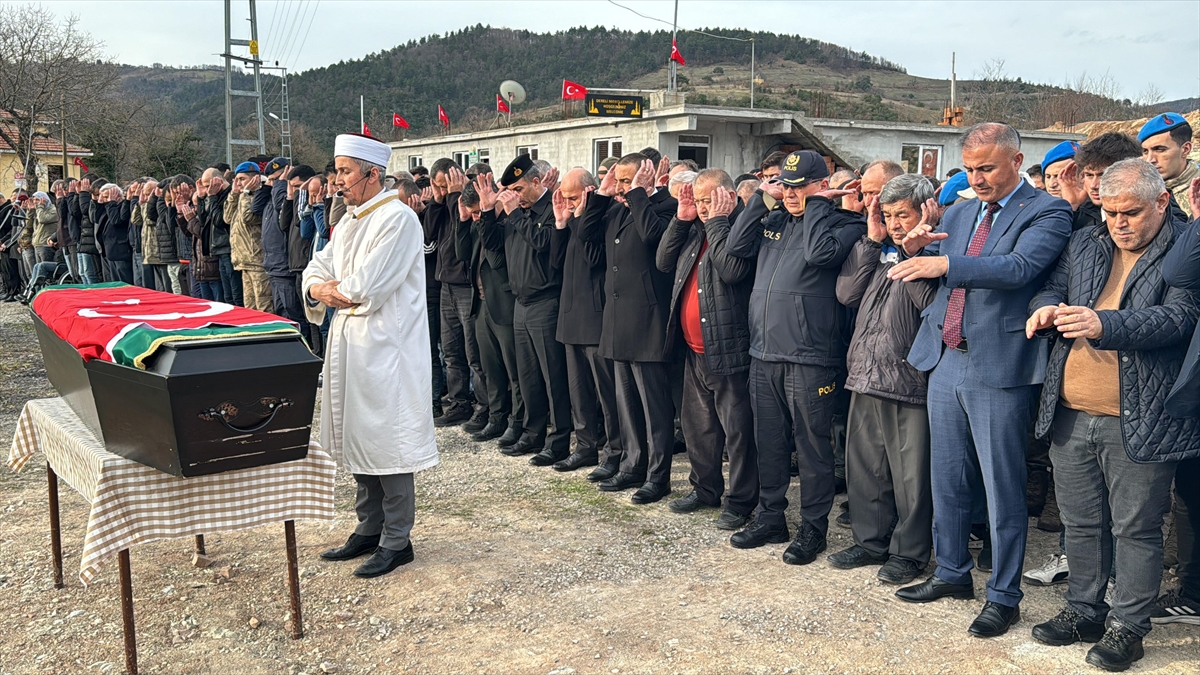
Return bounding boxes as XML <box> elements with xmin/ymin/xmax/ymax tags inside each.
<box><xmin>360</xmin><ymin>95</ymin><xmax>364</xmax><ymax>133</ymax></box>
<box><xmin>670</xmin><ymin>0</ymin><xmax>679</xmax><ymax>92</ymax></box>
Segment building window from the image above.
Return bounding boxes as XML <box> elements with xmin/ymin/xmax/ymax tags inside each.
<box><xmin>677</xmin><ymin>134</ymin><xmax>710</xmax><ymax>169</ymax></box>
<box><xmin>516</xmin><ymin>145</ymin><xmax>539</xmax><ymax>161</ymax></box>
<box><xmin>593</xmin><ymin>138</ymin><xmax>623</xmax><ymax>171</ymax></box>
<box><xmin>453</xmin><ymin>151</ymin><xmax>470</xmax><ymax>168</ymax></box>
<box><xmin>409</xmin><ymin>155</ymin><xmax>423</xmax><ymax>170</ymax></box>
<box><xmin>901</xmin><ymin>144</ymin><xmax>942</xmax><ymax>178</ymax></box>
<box><xmin>477</xmin><ymin>148</ymin><xmax>490</xmax><ymax>165</ymax></box>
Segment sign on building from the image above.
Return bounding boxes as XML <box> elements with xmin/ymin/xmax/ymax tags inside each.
<box><xmin>586</xmin><ymin>95</ymin><xmax>644</xmax><ymax>119</ymax></box>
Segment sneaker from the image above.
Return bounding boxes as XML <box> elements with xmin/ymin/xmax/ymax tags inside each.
<box><xmin>1085</xmin><ymin>624</ymin><xmax>1144</xmax><ymax>672</ymax></box>
<box><xmin>877</xmin><ymin>557</ymin><xmax>925</xmax><ymax>585</ymax></box>
<box><xmin>1023</xmin><ymin>554</ymin><xmax>1070</xmax><ymax>586</ymax></box>
<box><xmin>782</xmin><ymin>523</ymin><xmax>827</xmax><ymax>566</ymax></box>
<box><xmin>1149</xmin><ymin>589</ymin><xmax>1200</xmax><ymax>625</ymax></box>
<box><xmin>1031</xmin><ymin>607</ymin><xmax>1106</xmax><ymax>646</ymax></box>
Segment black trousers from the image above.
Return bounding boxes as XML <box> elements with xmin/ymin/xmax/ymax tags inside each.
<box><xmin>682</xmin><ymin>350</ymin><xmax>758</xmax><ymax>516</ymax></box>
<box><xmin>440</xmin><ymin>283</ymin><xmax>487</xmax><ymax>410</ymax></box>
<box><xmin>514</xmin><ymin>296</ymin><xmax>570</xmax><ymax>453</ymax></box>
<box><xmin>427</xmin><ymin>285</ymin><xmax>445</xmax><ymax>406</ymax></box>
<box><xmin>749</xmin><ymin>358</ymin><xmax>840</xmax><ymax>534</ymax></box>
<box><xmin>565</xmin><ymin>343</ymin><xmax>622</xmax><ymax>463</ymax></box>
<box><xmin>614</xmin><ymin>360</ymin><xmax>676</xmax><ymax>484</ymax></box>
<box><xmin>1177</xmin><ymin>457</ymin><xmax>1200</xmax><ymax>602</ymax></box>
<box><xmin>476</xmin><ymin>296</ymin><xmax>523</xmax><ymax>428</ymax></box>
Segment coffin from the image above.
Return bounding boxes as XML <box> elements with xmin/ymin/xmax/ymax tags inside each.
<box><xmin>31</xmin><ymin>284</ymin><xmax>322</xmax><ymax>477</ymax></box>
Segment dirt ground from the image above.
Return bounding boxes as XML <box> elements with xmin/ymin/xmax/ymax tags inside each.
<box><xmin>1</xmin><ymin>302</ymin><xmax>1197</xmax><ymax>675</ymax></box>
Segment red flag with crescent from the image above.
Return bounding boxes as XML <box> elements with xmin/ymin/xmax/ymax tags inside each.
<box><xmin>562</xmin><ymin>79</ymin><xmax>588</xmax><ymax>100</ymax></box>
<box><xmin>670</xmin><ymin>38</ymin><xmax>686</xmax><ymax>65</ymax></box>
<box><xmin>392</xmin><ymin>113</ymin><xmax>409</xmax><ymax>129</ymax></box>
<box><xmin>496</xmin><ymin>94</ymin><xmax>510</xmax><ymax>114</ymax></box>
<box><xmin>438</xmin><ymin>105</ymin><xmax>450</xmax><ymax>128</ymax></box>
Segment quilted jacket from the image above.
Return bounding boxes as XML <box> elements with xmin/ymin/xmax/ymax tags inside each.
<box><xmin>656</xmin><ymin>204</ymin><xmax>754</xmax><ymax>375</ymax></box>
<box><xmin>1030</xmin><ymin>214</ymin><xmax>1200</xmax><ymax>463</ymax></box>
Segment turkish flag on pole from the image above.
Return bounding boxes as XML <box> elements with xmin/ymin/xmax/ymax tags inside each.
<box><xmin>496</xmin><ymin>94</ymin><xmax>510</xmax><ymax>114</ymax></box>
<box><xmin>73</xmin><ymin>156</ymin><xmax>89</xmax><ymax>172</ymax></box>
<box><xmin>392</xmin><ymin>113</ymin><xmax>409</xmax><ymax>129</ymax></box>
<box><xmin>562</xmin><ymin>79</ymin><xmax>588</xmax><ymax>100</ymax></box>
<box><xmin>670</xmin><ymin>38</ymin><xmax>686</xmax><ymax>65</ymax></box>
<box><xmin>362</xmin><ymin>122</ymin><xmax>371</xmax><ymax>136</ymax></box>
<box><xmin>438</xmin><ymin>105</ymin><xmax>450</xmax><ymax>128</ymax></box>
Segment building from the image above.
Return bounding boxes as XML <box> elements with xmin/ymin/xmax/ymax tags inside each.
<box><xmin>0</xmin><ymin>112</ymin><xmax>93</xmax><ymax>196</ymax></box>
<box><xmin>388</xmin><ymin>95</ymin><xmax>1084</xmax><ymax>180</ymax></box>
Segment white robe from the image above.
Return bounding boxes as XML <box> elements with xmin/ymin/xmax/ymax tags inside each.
<box><xmin>302</xmin><ymin>189</ymin><xmax>438</xmax><ymax>475</ymax></box>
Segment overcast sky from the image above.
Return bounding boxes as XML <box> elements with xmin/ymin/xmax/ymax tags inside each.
<box><xmin>40</xmin><ymin>0</ymin><xmax>1200</xmax><ymax>103</ymax></box>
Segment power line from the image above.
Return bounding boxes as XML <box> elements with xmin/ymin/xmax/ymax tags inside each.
<box><xmin>288</xmin><ymin>0</ymin><xmax>321</xmax><ymax>72</ymax></box>
<box><xmin>279</xmin><ymin>0</ymin><xmax>315</xmax><ymax>69</ymax></box>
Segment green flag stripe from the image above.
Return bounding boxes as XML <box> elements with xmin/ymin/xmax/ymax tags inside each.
<box><xmin>113</xmin><ymin>322</ymin><xmax>300</xmax><ymax>369</ymax></box>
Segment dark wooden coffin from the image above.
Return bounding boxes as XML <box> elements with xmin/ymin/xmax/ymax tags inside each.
<box><xmin>33</xmin><ymin>313</ymin><xmax>322</xmax><ymax>477</ymax></box>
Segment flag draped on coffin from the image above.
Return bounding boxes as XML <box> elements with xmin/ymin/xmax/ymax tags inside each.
<box><xmin>32</xmin><ymin>283</ymin><xmax>299</xmax><ymax>369</ymax></box>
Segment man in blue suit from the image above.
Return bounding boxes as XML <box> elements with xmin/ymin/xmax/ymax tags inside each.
<box><xmin>887</xmin><ymin>123</ymin><xmax>1073</xmax><ymax>637</ymax></box>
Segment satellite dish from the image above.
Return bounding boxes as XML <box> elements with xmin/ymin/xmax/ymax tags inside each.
<box><xmin>499</xmin><ymin>80</ymin><xmax>527</xmax><ymax>105</ymax></box>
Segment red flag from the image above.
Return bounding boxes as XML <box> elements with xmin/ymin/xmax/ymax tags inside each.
<box><xmin>670</xmin><ymin>38</ymin><xmax>686</xmax><ymax>65</ymax></box>
<box><xmin>438</xmin><ymin>105</ymin><xmax>450</xmax><ymax>128</ymax></box>
<box><xmin>496</xmin><ymin>94</ymin><xmax>510</xmax><ymax>114</ymax></box>
<box><xmin>562</xmin><ymin>79</ymin><xmax>588</xmax><ymax>100</ymax></box>
<box><xmin>362</xmin><ymin>122</ymin><xmax>372</xmax><ymax>136</ymax></box>
<box><xmin>392</xmin><ymin>113</ymin><xmax>409</xmax><ymax>129</ymax></box>
<box><xmin>73</xmin><ymin>156</ymin><xmax>89</xmax><ymax>172</ymax></box>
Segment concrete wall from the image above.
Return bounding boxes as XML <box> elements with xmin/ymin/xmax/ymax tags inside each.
<box><xmin>0</xmin><ymin>154</ymin><xmax>85</xmax><ymax>196</ymax></box>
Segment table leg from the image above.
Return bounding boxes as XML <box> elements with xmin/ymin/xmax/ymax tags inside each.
<box><xmin>118</xmin><ymin>549</ymin><xmax>138</xmax><ymax>675</ymax></box>
<box><xmin>284</xmin><ymin>520</ymin><xmax>303</xmax><ymax>639</ymax></box>
<box><xmin>46</xmin><ymin>463</ymin><xmax>64</xmax><ymax>589</ymax></box>
<box><xmin>194</xmin><ymin>535</ymin><xmax>206</xmax><ymax>555</ymax></box>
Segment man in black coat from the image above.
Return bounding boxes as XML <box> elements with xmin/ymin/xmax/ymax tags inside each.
<box><xmin>476</xmin><ymin>157</ymin><xmax>571</xmax><ymax>466</ymax></box>
<box><xmin>1026</xmin><ymin>159</ymin><xmax>1200</xmax><ymax>671</ymax></box>
<box><xmin>656</xmin><ymin>168</ymin><xmax>758</xmax><ymax>529</ymax></box>
<box><xmin>455</xmin><ymin>177</ymin><xmax>524</xmax><ymax>446</ymax></box>
<box><xmin>550</xmin><ymin>168</ymin><xmax>623</xmax><ymax>478</ymax></box>
<box><xmin>576</xmin><ymin>153</ymin><xmax>680</xmax><ymax>504</ymax></box>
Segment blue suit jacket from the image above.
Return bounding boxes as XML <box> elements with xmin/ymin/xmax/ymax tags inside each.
<box><xmin>1162</xmin><ymin>216</ymin><xmax>1200</xmax><ymax>417</ymax></box>
<box><xmin>906</xmin><ymin>182</ymin><xmax>1073</xmax><ymax>388</ymax></box>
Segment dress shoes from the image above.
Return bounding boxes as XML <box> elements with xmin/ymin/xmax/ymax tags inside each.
<box><xmin>631</xmin><ymin>482</ymin><xmax>671</xmax><ymax>504</ymax></box>
<box><xmin>552</xmin><ymin>453</ymin><xmax>598</xmax><ymax>472</ymax></box>
<box><xmin>668</xmin><ymin>491</ymin><xmax>718</xmax><ymax>514</ymax></box>
<box><xmin>496</xmin><ymin>425</ymin><xmax>523</xmax><ymax>448</ymax></box>
<box><xmin>587</xmin><ymin>461</ymin><xmax>619</xmax><ymax>483</ymax></box>
<box><xmin>782</xmin><ymin>523</ymin><xmax>826</xmax><ymax>565</ymax></box>
<box><xmin>469</xmin><ymin>421</ymin><xmax>507</xmax><ymax>442</ymax></box>
<box><xmin>1031</xmin><ymin>608</ymin><xmax>1105</xmax><ymax>646</ymax></box>
<box><xmin>730</xmin><ymin>521</ymin><xmax>790</xmax><ymax>549</ymax></box>
<box><xmin>529</xmin><ymin>449</ymin><xmax>568</xmax><ymax>467</ymax></box>
<box><xmin>895</xmin><ymin>576</ymin><xmax>975</xmax><ymax>603</ymax></box>
<box><xmin>597</xmin><ymin>471</ymin><xmax>645</xmax><ymax>492</ymax></box>
<box><xmin>500</xmin><ymin>438</ymin><xmax>542</xmax><ymax>456</ymax></box>
<box><xmin>715</xmin><ymin>510</ymin><xmax>750</xmax><ymax>531</ymax></box>
<box><xmin>353</xmin><ymin>542</ymin><xmax>415</xmax><ymax>578</ymax></box>
<box><xmin>827</xmin><ymin>544</ymin><xmax>888</xmax><ymax>570</ymax></box>
<box><xmin>319</xmin><ymin>533</ymin><xmax>380</xmax><ymax>561</ymax></box>
<box><xmin>968</xmin><ymin>601</ymin><xmax>1020</xmax><ymax>638</ymax></box>
<box><xmin>461</xmin><ymin>408</ymin><xmax>489</xmax><ymax>434</ymax></box>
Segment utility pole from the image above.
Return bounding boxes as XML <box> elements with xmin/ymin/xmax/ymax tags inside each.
<box><xmin>262</xmin><ymin>64</ymin><xmax>291</xmax><ymax>160</ymax></box>
<box><xmin>750</xmin><ymin>39</ymin><xmax>756</xmax><ymax>109</ymax></box>
<box><xmin>668</xmin><ymin>0</ymin><xmax>679</xmax><ymax>93</ymax></box>
<box><xmin>224</xmin><ymin>0</ymin><xmax>266</xmax><ymax>166</ymax></box>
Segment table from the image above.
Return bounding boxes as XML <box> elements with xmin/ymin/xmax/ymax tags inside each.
<box><xmin>8</xmin><ymin>398</ymin><xmax>337</xmax><ymax>675</ymax></box>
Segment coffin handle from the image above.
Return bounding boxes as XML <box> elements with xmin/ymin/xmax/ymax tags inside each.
<box><xmin>199</xmin><ymin>398</ymin><xmax>293</xmax><ymax>433</ymax></box>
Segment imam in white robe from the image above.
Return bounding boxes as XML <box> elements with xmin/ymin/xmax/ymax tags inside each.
<box><xmin>302</xmin><ymin>188</ymin><xmax>438</xmax><ymax>475</ymax></box>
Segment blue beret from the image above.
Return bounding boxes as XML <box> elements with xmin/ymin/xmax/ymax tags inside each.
<box><xmin>939</xmin><ymin>172</ymin><xmax>969</xmax><ymax>206</ymax></box>
<box><xmin>234</xmin><ymin>161</ymin><xmax>261</xmax><ymax>175</ymax></box>
<box><xmin>1138</xmin><ymin>113</ymin><xmax>1188</xmax><ymax>143</ymax></box>
<box><xmin>1041</xmin><ymin>141</ymin><xmax>1080</xmax><ymax>171</ymax></box>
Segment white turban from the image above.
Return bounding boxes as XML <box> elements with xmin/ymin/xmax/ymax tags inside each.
<box><xmin>334</xmin><ymin>133</ymin><xmax>391</xmax><ymax>168</ymax></box>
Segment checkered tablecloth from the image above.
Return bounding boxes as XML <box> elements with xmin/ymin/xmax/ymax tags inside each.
<box><xmin>8</xmin><ymin>398</ymin><xmax>336</xmax><ymax>585</ymax></box>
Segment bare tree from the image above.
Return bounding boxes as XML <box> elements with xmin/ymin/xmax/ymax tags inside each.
<box><xmin>0</xmin><ymin>5</ymin><xmax>119</xmax><ymax>191</ymax></box>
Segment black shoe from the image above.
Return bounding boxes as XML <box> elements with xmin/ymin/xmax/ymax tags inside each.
<box><xmin>1032</xmin><ymin>608</ymin><xmax>1106</xmax><ymax>646</ymax></box>
<box><xmin>672</xmin><ymin>437</ymin><xmax>688</xmax><ymax>455</ymax></box>
<box><xmin>730</xmin><ymin>521</ymin><xmax>789</xmax><ymax>549</ymax></box>
<box><xmin>598</xmin><ymin>471</ymin><xmax>644</xmax><ymax>492</ymax></box>
<box><xmin>431</xmin><ymin>401</ymin><xmax>443</xmax><ymax>419</ymax></box>
<box><xmin>470</xmin><ymin>421</ymin><xmax>507</xmax><ymax>442</ymax></box>
<box><xmin>968</xmin><ymin>601</ymin><xmax>1020</xmax><ymax>638</ymax></box>
<box><xmin>587</xmin><ymin>460</ymin><xmax>619</xmax><ymax>482</ymax></box>
<box><xmin>496</xmin><ymin>425</ymin><xmax>522</xmax><ymax>448</ymax></box>
<box><xmin>789</xmin><ymin>454</ymin><xmax>800</xmax><ymax>477</ymax></box>
<box><xmin>461</xmin><ymin>408</ymin><xmax>489</xmax><ymax>434</ymax></box>
<box><xmin>977</xmin><ymin>539</ymin><xmax>993</xmax><ymax>573</ymax></box>
<box><xmin>877</xmin><ymin>557</ymin><xmax>925</xmax><ymax>585</ymax></box>
<box><xmin>827</xmin><ymin>544</ymin><xmax>888</xmax><ymax>570</ymax></box>
<box><xmin>529</xmin><ymin>449</ymin><xmax>568</xmax><ymax>467</ymax></box>
<box><xmin>631</xmin><ymin>482</ymin><xmax>671</xmax><ymax>505</ymax></box>
<box><xmin>715</xmin><ymin>510</ymin><xmax>750</xmax><ymax>531</ymax></box>
<box><xmin>433</xmin><ymin>403</ymin><xmax>472</xmax><ymax>428</ymax></box>
<box><xmin>782</xmin><ymin>523</ymin><xmax>827</xmax><ymax>565</ymax></box>
<box><xmin>500</xmin><ymin>438</ymin><xmax>542</xmax><ymax>456</ymax></box>
<box><xmin>320</xmin><ymin>533</ymin><xmax>380</xmax><ymax>561</ymax></box>
<box><xmin>1085</xmin><ymin>625</ymin><xmax>1144</xmax><ymax>672</ymax></box>
<box><xmin>668</xmin><ymin>491</ymin><xmax>718</xmax><ymax>514</ymax></box>
<box><xmin>836</xmin><ymin>508</ymin><xmax>852</xmax><ymax>529</ymax></box>
<box><xmin>552</xmin><ymin>453</ymin><xmax>599</xmax><ymax>472</ymax></box>
<box><xmin>353</xmin><ymin>543</ymin><xmax>415</xmax><ymax>578</ymax></box>
<box><xmin>834</xmin><ymin>476</ymin><xmax>847</xmax><ymax>495</ymax></box>
<box><xmin>895</xmin><ymin>576</ymin><xmax>975</xmax><ymax>603</ymax></box>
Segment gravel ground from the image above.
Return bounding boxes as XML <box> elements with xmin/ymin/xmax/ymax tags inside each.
<box><xmin>0</xmin><ymin>301</ymin><xmax>1197</xmax><ymax>675</ymax></box>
